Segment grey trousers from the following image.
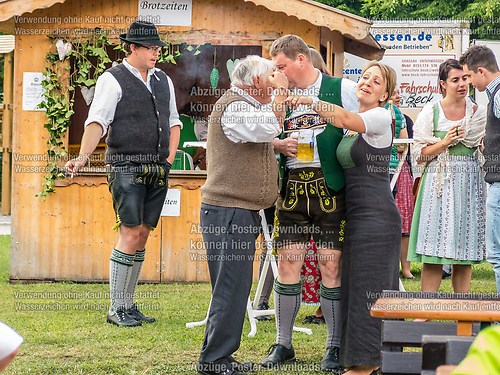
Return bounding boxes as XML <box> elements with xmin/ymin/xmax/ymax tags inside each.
<box><xmin>199</xmin><ymin>203</ymin><xmax>260</xmax><ymax>364</ymax></box>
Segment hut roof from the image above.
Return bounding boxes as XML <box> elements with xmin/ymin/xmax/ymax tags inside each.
<box><xmin>0</xmin><ymin>0</ymin><xmax>383</xmax><ymax>59</ymax></box>
<box><xmin>0</xmin><ymin>0</ymin><xmax>65</xmax><ymax>22</ymax></box>
<box><xmin>243</xmin><ymin>0</ymin><xmax>383</xmax><ymax>59</ymax></box>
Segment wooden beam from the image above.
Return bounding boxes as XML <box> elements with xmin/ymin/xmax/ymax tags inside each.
<box><xmin>331</xmin><ymin>31</ymin><xmax>344</xmax><ymax>78</ymax></box>
<box><xmin>345</xmin><ymin>37</ymin><xmax>385</xmax><ymax>61</ymax></box>
<box><xmin>456</xmin><ymin>321</ymin><xmax>473</xmax><ymax>336</ymax></box>
<box><xmin>243</xmin><ymin>0</ymin><xmax>370</xmax><ymax>40</ymax></box>
<box><xmin>2</xmin><ymin>51</ymin><xmax>13</xmax><ymax>215</ymax></box>
<box><xmin>163</xmin><ymin>30</ymin><xmax>281</xmax><ymax>46</ymax></box>
<box><xmin>371</xmin><ymin>297</ymin><xmax>500</xmax><ymax>324</ymax></box>
<box><xmin>0</xmin><ymin>17</ymin><xmax>14</xmax><ymax>34</ymax></box>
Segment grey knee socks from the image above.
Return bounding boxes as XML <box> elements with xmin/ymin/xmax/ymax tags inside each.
<box><xmin>109</xmin><ymin>249</ymin><xmax>135</xmax><ymax>313</ymax></box>
<box><xmin>125</xmin><ymin>249</ymin><xmax>145</xmax><ymax>309</ymax></box>
<box><xmin>319</xmin><ymin>282</ymin><xmax>341</xmax><ymax>348</ymax></box>
<box><xmin>274</xmin><ymin>279</ymin><xmax>302</xmax><ymax>349</ymax></box>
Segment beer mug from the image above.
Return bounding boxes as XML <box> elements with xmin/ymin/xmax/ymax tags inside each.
<box><xmin>297</xmin><ymin>132</ymin><xmax>314</xmax><ymax>162</ymax></box>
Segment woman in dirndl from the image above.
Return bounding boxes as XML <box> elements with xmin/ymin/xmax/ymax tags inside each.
<box><xmin>408</xmin><ymin>59</ymin><xmax>486</xmax><ymax>293</ymax></box>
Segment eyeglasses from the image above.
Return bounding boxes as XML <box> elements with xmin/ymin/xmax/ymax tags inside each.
<box><xmin>138</xmin><ymin>45</ymin><xmax>162</xmax><ymax>52</ymax></box>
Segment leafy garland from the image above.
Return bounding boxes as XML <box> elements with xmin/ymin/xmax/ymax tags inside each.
<box><xmin>37</xmin><ymin>33</ymin><xmax>113</xmax><ymax>197</ymax></box>
<box><xmin>37</xmin><ymin>33</ymin><xmax>197</xmax><ymax>197</ymax></box>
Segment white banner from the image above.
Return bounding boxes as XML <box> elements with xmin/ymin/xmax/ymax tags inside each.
<box><xmin>138</xmin><ymin>0</ymin><xmax>192</xmax><ymax>26</ymax></box>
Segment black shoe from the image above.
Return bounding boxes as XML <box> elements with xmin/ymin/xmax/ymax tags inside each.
<box><xmin>255</xmin><ymin>302</ymin><xmax>272</xmax><ymax>321</ymax></box>
<box><xmin>303</xmin><ymin>314</ymin><xmax>326</xmax><ymax>324</ymax></box>
<box><xmin>106</xmin><ymin>307</ymin><xmax>142</xmax><ymax>327</ymax></box>
<box><xmin>227</xmin><ymin>356</ymin><xmax>256</xmax><ymax>372</ymax></box>
<box><xmin>127</xmin><ymin>303</ymin><xmax>156</xmax><ymax>323</ymax></box>
<box><xmin>321</xmin><ymin>346</ymin><xmax>342</xmax><ymax>373</ymax></box>
<box><xmin>261</xmin><ymin>344</ymin><xmax>295</xmax><ymax>368</ymax></box>
<box><xmin>197</xmin><ymin>361</ymin><xmax>247</xmax><ymax>375</ymax></box>
<box><xmin>442</xmin><ymin>270</ymin><xmax>452</xmax><ymax>279</ymax></box>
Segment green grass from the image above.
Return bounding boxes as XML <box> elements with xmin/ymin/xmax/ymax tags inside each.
<box><xmin>0</xmin><ymin>236</ymin><xmax>496</xmax><ymax>374</ymax></box>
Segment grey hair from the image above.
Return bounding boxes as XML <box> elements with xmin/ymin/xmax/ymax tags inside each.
<box><xmin>231</xmin><ymin>55</ymin><xmax>275</xmax><ymax>87</ymax></box>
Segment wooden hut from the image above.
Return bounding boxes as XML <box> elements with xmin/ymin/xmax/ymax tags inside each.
<box><xmin>0</xmin><ymin>0</ymin><xmax>383</xmax><ymax>283</ymax></box>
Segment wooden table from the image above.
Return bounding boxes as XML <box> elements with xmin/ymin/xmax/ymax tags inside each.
<box><xmin>370</xmin><ymin>291</ymin><xmax>500</xmax><ymax>336</ymax></box>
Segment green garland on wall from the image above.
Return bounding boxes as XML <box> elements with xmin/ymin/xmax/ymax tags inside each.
<box><xmin>37</xmin><ymin>33</ymin><xmax>198</xmax><ymax>197</ymax></box>
<box><xmin>37</xmin><ymin>33</ymin><xmax>112</xmax><ymax>197</ymax></box>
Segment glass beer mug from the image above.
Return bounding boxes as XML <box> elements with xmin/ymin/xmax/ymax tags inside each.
<box><xmin>297</xmin><ymin>131</ymin><xmax>314</xmax><ymax>162</ymax></box>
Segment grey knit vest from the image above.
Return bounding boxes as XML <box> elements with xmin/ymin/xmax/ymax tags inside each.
<box><xmin>105</xmin><ymin>63</ymin><xmax>171</xmax><ymax>164</ymax></box>
<box><xmin>484</xmin><ymin>83</ymin><xmax>500</xmax><ymax>183</ymax></box>
<box><xmin>201</xmin><ymin>91</ymin><xmax>279</xmax><ymax>210</ymax></box>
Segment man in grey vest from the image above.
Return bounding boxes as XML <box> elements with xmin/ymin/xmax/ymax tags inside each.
<box><xmin>197</xmin><ymin>55</ymin><xmax>288</xmax><ymax>375</ymax></box>
<box><xmin>460</xmin><ymin>45</ymin><xmax>500</xmax><ymax>293</ymax></box>
<box><xmin>65</xmin><ymin>21</ymin><xmax>181</xmax><ymax>326</ymax></box>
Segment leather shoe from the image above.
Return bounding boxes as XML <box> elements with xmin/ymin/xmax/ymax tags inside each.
<box><xmin>197</xmin><ymin>360</ymin><xmax>247</xmax><ymax>375</ymax></box>
<box><xmin>261</xmin><ymin>343</ymin><xmax>295</xmax><ymax>368</ymax></box>
<box><xmin>226</xmin><ymin>356</ymin><xmax>255</xmax><ymax>372</ymax></box>
<box><xmin>255</xmin><ymin>302</ymin><xmax>272</xmax><ymax>321</ymax></box>
<box><xmin>127</xmin><ymin>303</ymin><xmax>155</xmax><ymax>323</ymax></box>
<box><xmin>106</xmin><ymin>307</ymin><xmax>141</xmax><ymax>327</ymax></box>
<box><xmin>321</xmin><ymin>346</ymin><xmax>342</xmax><ymax>373</ymax></box>
<box><xmin>303</xmin><ymin>314</ymin><xmax>326</xmax><ymax>324</ymax></box>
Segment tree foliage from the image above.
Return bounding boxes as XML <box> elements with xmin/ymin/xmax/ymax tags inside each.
<box><xmin>316</xmin><ymin>0</ymin><xmax>500</xmax><ymax>40</ymax></box>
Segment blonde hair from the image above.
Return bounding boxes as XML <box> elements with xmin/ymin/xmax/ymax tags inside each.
<box><xmin>309</xmin><ymin>48</ymin><xmax>329</xmax><ymax>74</ymax></box>
<box><xmin>361</xmin><ymin>61</ymin><xmax>396</xmax><ymax>106</ymax></box>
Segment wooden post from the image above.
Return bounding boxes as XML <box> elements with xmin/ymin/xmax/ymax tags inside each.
<box><xmin>322</xmin><ymin>28</ymin><xmax>344</xmax><ymax>77</ymax></box>
<box><xmin>2</xmin><ymin>51</ymin><xmax>13</xmax><ymax>215</ymax></box>
<box><xmin>331</xmin><ymin>30</ymin><xmax>344</xmax><ymax>78</ymax></box>
<box><xmin>456</xmin><ymin>321</ymin><xmax>473</xmax><ymax>336</ymax></box>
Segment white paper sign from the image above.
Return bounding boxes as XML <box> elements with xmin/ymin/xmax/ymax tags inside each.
<box><xmin>161</xmin><ymin>188</ymin><xmax>181</xmax><ymax>216</ymax></box>
<box><xmin>22</xmin><ymin>72</ymin><xmax>45</xmax><ymax>111</ymax></box>
<box><xmin>138</xmin><ymin>0</ymin><xmax>192</xmax><ymax>26</ymax></box>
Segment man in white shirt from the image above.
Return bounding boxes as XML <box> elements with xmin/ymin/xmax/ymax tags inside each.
<box><xmin>65</xmin><ymin>21</ymin><xmax>181</xmax><ymax>327</ymax></box>
<box><xmin>197</xmin><ymin>55</ymin><xmax>288</xmax><ymax>375</ymax></box>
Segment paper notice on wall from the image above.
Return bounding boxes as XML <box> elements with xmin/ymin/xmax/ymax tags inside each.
<box><xmin>161</xmin><ymin>188</ymin><xmax>181</xmax><ymax>216</ymax></box>
<box><xmin>22</xmin><ymin>72</ymin><xmax>45</xmax><ymax>111</ymax></box>
<box><xmin>138</xmin><ymin>0</ymin><xmax>192</xmax><ymax>26</ymax></box>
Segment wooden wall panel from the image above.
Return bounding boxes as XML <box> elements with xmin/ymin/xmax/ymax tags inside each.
<box><xmin>159</xmin><ymin>181</ymin><xmax>262</xmax><ymax>283</ymax></box>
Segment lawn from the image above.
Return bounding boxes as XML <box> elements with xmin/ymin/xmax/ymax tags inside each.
<box><xmin>0</xmin><ymin>235</ymin><xmax>496</xmax><ymax>374</ymax></box>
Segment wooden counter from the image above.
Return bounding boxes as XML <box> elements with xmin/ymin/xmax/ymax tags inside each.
<box><xmin>11</xmin><ymin>170</ymin><xmax>264</xmax><ymax>283</ymax></box>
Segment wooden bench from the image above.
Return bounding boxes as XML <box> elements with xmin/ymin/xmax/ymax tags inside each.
<box><xmin>371</xmin><ymin>291</ymin><xmax>500</xmax><ymax>374</ymax></box>
<box><xmin>421</xmin><ymin>335</ymin><xmax>476</xmax><ymax>375</ymax></box>
<box><xmin>379</xmin><ymin>320</ymin><xmax>480</xmax><ymax>374</ymax></box>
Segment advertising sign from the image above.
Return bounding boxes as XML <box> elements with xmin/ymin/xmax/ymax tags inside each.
<box><xmin>344</xmin><ymin>21</ymin><xmax>470</xmax><ymax>109</ymax></box>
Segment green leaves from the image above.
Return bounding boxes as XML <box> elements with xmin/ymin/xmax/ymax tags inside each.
<box><xmin>37</xmin><ymin>34</ymin><xmax>114</xmax><ymax>197</ymax></box>
<box><xmin>314</xmin><ymin>0</ymin><xmax>499</xmax><ymax>40</ymax></box>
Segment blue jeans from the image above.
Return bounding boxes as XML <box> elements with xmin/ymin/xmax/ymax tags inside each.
<box><xmin>486</xmin><ymin>183</ymin><xmax>500</xmax><ymax>294</ymax></box>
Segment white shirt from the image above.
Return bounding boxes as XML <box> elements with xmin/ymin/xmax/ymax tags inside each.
<box><xmin>221</xmin><ymin>86</ymin><xmax>281</xmax><ymax>143</ymax></box>
<box><xmin>84</xmin><ymin>59</ymin><xmax>182</xmax><ymax>136</ymax></box>
<box><xmin>286</xmin><ymin>70</ymin><xmax>359</xmax><ymax>169</ymax></box>
<box><xmin>436</xmin><ymin>101</ymin><xmax>465</xmax><ymax>131</ymax></box>
<box><xmin>359</xmin><ymin>107</ymin><xmax>393</xmax><ymax>148</ymax></box>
